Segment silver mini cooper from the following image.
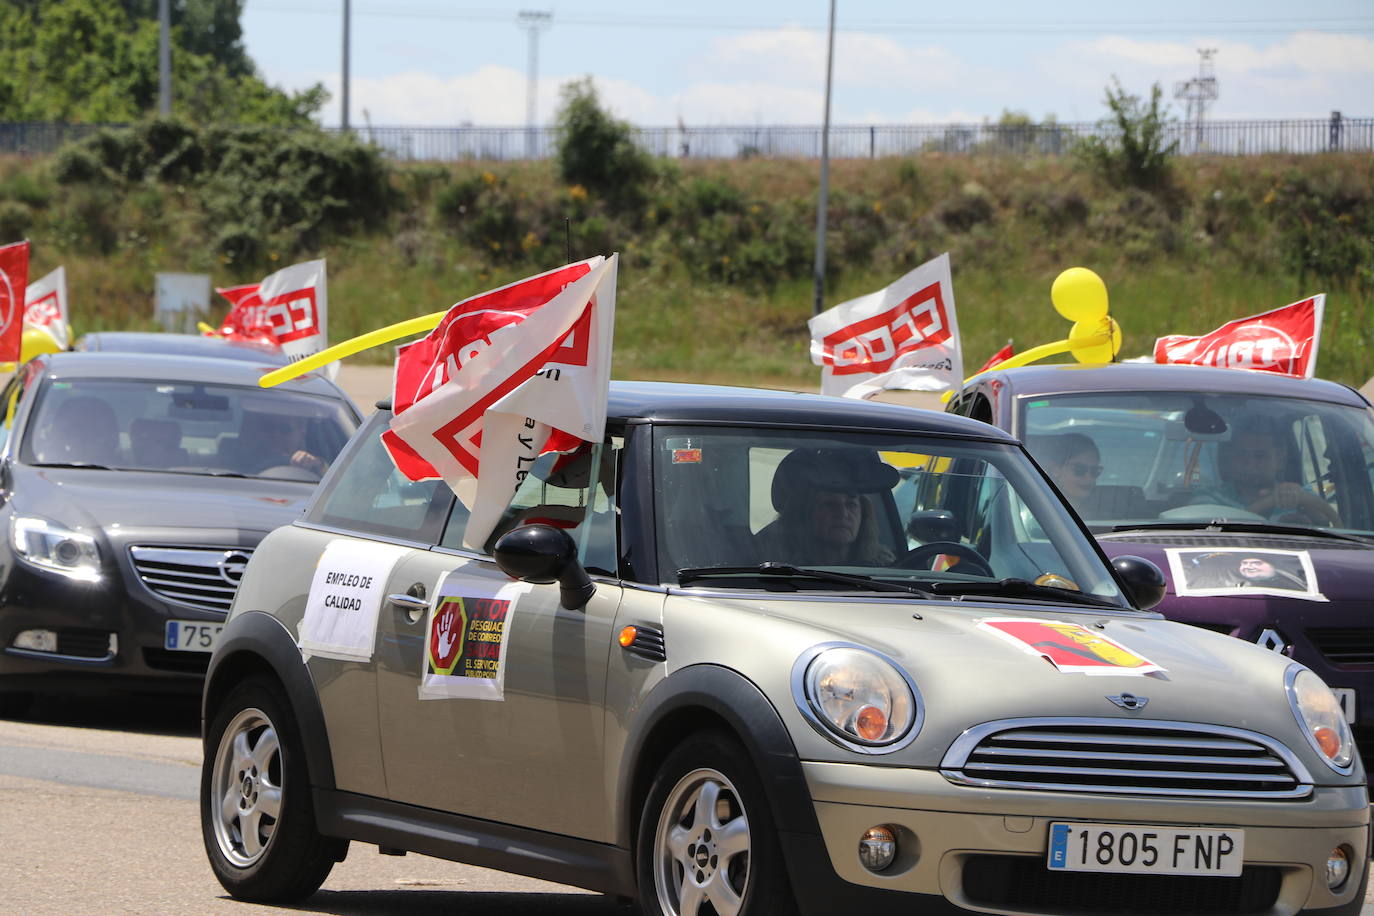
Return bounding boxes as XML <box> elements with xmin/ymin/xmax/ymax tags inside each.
<box><xmin>199</xmin><ymin>382</ymin><xmax>1368</xmax><ymax>915</ymax></box>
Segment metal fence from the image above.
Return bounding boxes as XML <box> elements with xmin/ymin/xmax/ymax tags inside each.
<box><xmin>1</xmin><ymin>115</ymin><xmax>1369</xmax><ymax>161</ymax></box>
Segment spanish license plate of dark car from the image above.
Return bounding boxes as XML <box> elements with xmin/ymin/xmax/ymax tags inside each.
<box><xmin>164</xmin><ymin>620</ymin><xmax>225</xmax><ymax>653</ymax></box>
<box><xmin>1047</xmin><ymin>823</ymin><xmax>1244</xmax><ymax>876</ymax></box>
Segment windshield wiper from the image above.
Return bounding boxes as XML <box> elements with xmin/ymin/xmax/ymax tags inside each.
<box><xmin>1108</xmin><ymin>520</ymin><xmax>1374</xmax><ymax>545</ymax></box>
<box><xmin>677</xmin><ymin>563</ymin><xmax>936</xmax><ymax>598</ymax></box>
<box><xmin>30</xmin><ymin>461</ymin><xmax>118</xmax><ymax>471</ymax></box>
<box><xmin>926</xmin><ymin>577</ymin><xmax>1123</xmax><ymax>608</ymax></box>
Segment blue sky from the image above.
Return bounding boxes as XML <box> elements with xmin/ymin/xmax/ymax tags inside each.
<box><xmin>240</xmin><ymin>1</ymin><xmax>1374</xmax><ymax>127</ymax></box>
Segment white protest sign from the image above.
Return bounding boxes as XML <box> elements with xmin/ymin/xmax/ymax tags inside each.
<box><xmin>298</xmin><ymin>539</ymin><xmax>408</xmax><ymax>662</ymax></box>
<box><xmin>418</xmin><ymin>567</ymin><xmax>530</xmax><ymax>701</ymax></box>
<box><xmin>809</xmin><ymin>252</ymin><xmax>963</xmax><ymax>398</ymax></box>
<box><xmin>257</xmin><ymin>258</ymin><xmax>328</xmax><ymax>362</ymax></box>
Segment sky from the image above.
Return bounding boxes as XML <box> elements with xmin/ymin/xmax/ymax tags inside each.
<box><xmin>239</xmin><ymin>1</ymin><xmax>1374</xmax><ymax>128</ymax></box>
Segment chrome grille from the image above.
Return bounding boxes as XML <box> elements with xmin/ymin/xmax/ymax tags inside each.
<box><xmin>128</xmin><ymin>546</ymin><xmax>253</xmax><ymax>613</ymax></box>
<box><xmin>941</xmin><ymin>718</ymin><xmax>1312</xmax><ymax>799</ymax></box>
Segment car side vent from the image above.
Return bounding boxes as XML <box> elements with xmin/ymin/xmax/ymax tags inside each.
<box><xmin>620</xmin><ymin>624</ymin><xmax>666</xmax><ymax>662</ymax></box>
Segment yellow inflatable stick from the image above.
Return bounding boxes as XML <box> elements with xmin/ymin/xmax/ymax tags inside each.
<box><xmin>1069</xmin><ymin>315</ymin><xmax>1122</xmax><ymax>364</ymax></box>
<box><xmin>198</xmin><ymin>321</ymin><xmax>221</xmax><ymax>336</ymax></box>
<box><xmin>258</xmin><ymin>310</ymin><xmax>448</xmax><ymax>388</ymax></box>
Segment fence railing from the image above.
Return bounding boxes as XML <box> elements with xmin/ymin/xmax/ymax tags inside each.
<box><xmin>1</xmin><ymin>115</ymin><xmax>1368</xmax><ymax>161</ymax></box>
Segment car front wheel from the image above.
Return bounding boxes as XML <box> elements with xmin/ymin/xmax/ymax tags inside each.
<box><xmin>201</xmin><ymin>676</ymin><xmax>345</xmax><ymax>902</ymax></box>
<box><xmin>637</xmin><ymin>730</ymin><xmax>796</xmax><ymax>916</ymax></box>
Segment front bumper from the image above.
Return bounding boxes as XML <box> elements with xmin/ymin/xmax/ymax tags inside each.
<box><xmin>796</xmin><ymin>762</ymin><xmax>1369</xmax><ymax>915</ymax></box>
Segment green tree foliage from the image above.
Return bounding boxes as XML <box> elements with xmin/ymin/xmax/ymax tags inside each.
<box><xmin>553</xmin><ymin>77</ymin><xmax>654</xmax><ymax>211</ymax></box>
<box><xmin>0</xmin><ymin>0</ymin><xmax>324</xmax><ymax>125</ymax></box>
<box><xmin>1077</xmin><ymin>79</ymin><xmax>1178</xmax><ymax>190</ymax></box>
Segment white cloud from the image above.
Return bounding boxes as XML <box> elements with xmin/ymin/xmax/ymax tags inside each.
<box><xmin>702</xmin><ymin>26</ymin><xmax>962</xmax><ymax>91</ymax></box>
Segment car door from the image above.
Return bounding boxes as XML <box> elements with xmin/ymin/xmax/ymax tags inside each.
<box><xmin>374</xmin><ymin>437</ymin><xmax>625</xmax><ymax>842</ymax></box>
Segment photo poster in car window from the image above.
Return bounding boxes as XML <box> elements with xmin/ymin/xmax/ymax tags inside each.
<box><xmin>418</xmin><ymin>568</ymin><xmax>531</xmax><ymax>701</ymax></box>
<box><xmin>977</xmin><ymin>618</ymin><xmax>1166</xmax><ymax>676</ymax></box>
<box><xmin>298</xmin><ymin>540</ymin><xmax>409</xmax><ymax>662</ymax></box>
<box><xmin>1165</xmin><ymin>547</ymin><xmax>1326</xmax><ymax>602</ymax></box>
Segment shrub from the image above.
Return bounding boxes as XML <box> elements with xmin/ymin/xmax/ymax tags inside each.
<box><xmin>0</xmin><ymin>200</ymin><xmax>32</xmax><ymax>241</ymax></box>
<box><xmin>1076</xmin><ymin>80</ymin><xmax>1178</xmax><ymax>191</ymax></box>
<box><xmin>553</xmin><ymin>78</ymin><xmax>654</xmax><ymax>211</ymax></box>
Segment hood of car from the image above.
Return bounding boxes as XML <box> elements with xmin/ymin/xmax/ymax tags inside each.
<box><xmin>664</xmin><ymin>591</ymin><xmax>1322</xmax><ymax>774</ymax></box>
<box><xmin>10</xmin><ymin>464</ymin><xmax>312</xmax><ymax>536</ymax></box>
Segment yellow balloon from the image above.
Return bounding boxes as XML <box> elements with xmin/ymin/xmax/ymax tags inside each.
<box><xmin>1051</xmin><ymin>267</ymin><xmax>1109</xmax><ymax>323</ymax></box>
<box><xmin>1069</xmin><ymin>316</ymin><xmax>1122</xmax><ymax>364</ymax></box>
<box><xmin>21</xmin><ymin>326</ymin><xmax>62</xmax><ymax>362</ymax></box>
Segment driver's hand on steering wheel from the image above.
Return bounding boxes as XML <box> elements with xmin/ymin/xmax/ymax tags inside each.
<box><xmin>290</xmin><ymin>450</ymin><xmax>326</xmax><ymax>475</ymax></box>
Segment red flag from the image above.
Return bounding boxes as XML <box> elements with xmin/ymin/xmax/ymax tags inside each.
<box><xmin>0</xmin><ymin>241</ymin><xmax>30</xmax><ymax>362</ymax></box>
<box><xmin>213</xmin><ymin>283</ymin><xmax>275</xmax><ymax>345</ymax></box>
<box><xmin>1154</xmin><ymin>296</ymin><xmax>1324</xmax><ymax>379</ymax></box>
<box><xmin>979</xmin><ymin>342</ymin><xmax>1014</xmax><ymax>372</ymax></box>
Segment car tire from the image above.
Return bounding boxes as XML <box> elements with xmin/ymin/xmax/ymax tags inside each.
<box><xmin>636</xmin><ymin>729</ymin><xmax>797</xmax><ymax>916</ymax></box>
<box><xmin>200</xmin><ymin>675</ymin><xmax>345</xmax><ymax>902</ymax></box>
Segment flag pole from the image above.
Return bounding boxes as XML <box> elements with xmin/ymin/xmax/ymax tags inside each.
<box><xmin>811</xmin><ymin>0</ymin><xmax>837</xmax><ymax>317</ymax></box>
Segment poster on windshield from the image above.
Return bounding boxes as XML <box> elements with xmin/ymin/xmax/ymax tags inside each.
<box><xmin>809</xmin><ymin>252</ymin><xmax>963</xmax><ymax>399</ymax></box>
<box><xmin>1165</xmin><ymin>547</ymin><xmax>1325</xmax><ymax>601</ymax></box>
<box><xmin>419</xmin><ymin>568</ymin><xmax>530</xmax><ymax>701</ymax></box>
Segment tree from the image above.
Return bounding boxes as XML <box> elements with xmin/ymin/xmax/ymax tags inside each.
<box><xmin>1076</xmin><ymin>79</ymin><xmax>1178</xmax><ymax>190</ymax></box>
<box><xmin>554</xmin><ymin>77</ymin><xmax>654</xmax><ymax>211</ymax></box>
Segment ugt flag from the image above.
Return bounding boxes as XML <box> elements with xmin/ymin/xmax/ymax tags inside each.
<box><xmin>384</xmin><ymin>254</ymin><xmax>617</xmax><ymax>549</ymax></box>
<box><xmin>24</xmin><ymin>266</ymin><xmax>68</xmax><ymax>349</ymax></box>
<box><xmin>212</xmin><ymin>283</ymin><xmax>275</xmax><ymax>346</ymax></box>
<box><xmin>0</xmin><ymin>240</ymin><xmax>30</xmax><ymax>362</ymax></box>
<box><xmin>979</xmin><ymin>341</ymin><xmax>1014</xmax><ymax>373</ymax></box>
<box><xmin>809</xmin><ymin>252</ymin><xmax>963</xmax><ymax>399</ymax></box>
<box><xmin>1154</xmin><ymin>295</ymin><xmax>1324</xmax><ymax>379</ymax></box>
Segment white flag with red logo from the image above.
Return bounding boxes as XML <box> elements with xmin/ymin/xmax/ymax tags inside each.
<box><xmin>23</xmin><ymin>266</ymin><xmax>68</xmax><ymax>349</ymax></box>
<box><xmin>809</xmin><ymin>252</ymin><xmax>963</xmax><ymax>398</ymax></box>
<box><xmin>1154</xmin><ymin>295</ymin><xmax>1324</xmax><ymax>379</ymax></box>
<box><xmin>0</xmin><ymin>240</ymin><xmax>30</xmax><ymax>362</ymax></box>
<box><xmin>212</xmin><ymin>282</ymin><xmax>276</xmax><ymax>346</ymax></box>
<box><xmin>253</xmin><ymin>259</ymin><xmax>328</xmax><ymax>361</ymax></box>
<box><xmin>384</xmin><ymin>254</ymin><xmax>617</xmax><ymax>549</ymax></box>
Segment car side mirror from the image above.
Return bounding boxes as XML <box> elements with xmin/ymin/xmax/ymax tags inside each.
<box><xmin>494</xmin><ymin>524</ymin><xmax>596</xmax><ymax>611</ymax></box>
<box><xmin>908</xmin><ymin>509</ymin><xmax>959</xmax><ymax>544</ymax></box>
<box><xmin>1112</xmin><ymin>555</ymin><xmax>1167</xmax><ymax>611</ymax></box>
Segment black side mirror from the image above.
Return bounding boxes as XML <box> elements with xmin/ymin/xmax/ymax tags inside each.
<box><xmin>493</xmin><ymin>524</ymin><xmax>595</xmax><ymax>610</ymax></box>
<box><xmin>908</xmin><ymin>509</ymin><xmax>959</xmax><ymax>544</ymax></box>
<box><xmin>1112</xmin><ymin>555</ymin><xmax>1167</xmax><ymax>611</ymax></box>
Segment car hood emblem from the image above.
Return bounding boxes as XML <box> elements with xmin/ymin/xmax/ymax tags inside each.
<box><xmin>1107</xmin><ymin>693</ymin><xmax>1149</xmax><ymax>711</ymax></box>
<box><xmin>218</xmin><ymin>551</ymin><xmax>252</xmax><ymax>584</ymax></box>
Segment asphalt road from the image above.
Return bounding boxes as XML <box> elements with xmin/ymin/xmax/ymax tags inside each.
<box><xmin>0</xmin><ymin>696</ymin><xmax>629</xmax><ymax>915</ymax></box>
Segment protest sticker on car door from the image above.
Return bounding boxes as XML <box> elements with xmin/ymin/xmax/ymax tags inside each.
<box><xmin>298</xmin><ymin>540</ymin><xmax>408</xmax><ymax>662</ymax></box>
<box><xmin>977</xmin><ymin>618</ymin><xmax>1165</xmax><ymax>676</ymax></box>
<box><xmin>419</xmin><ymin>570</ymin><xmax>530</xmax><ymax>701</ymax></box>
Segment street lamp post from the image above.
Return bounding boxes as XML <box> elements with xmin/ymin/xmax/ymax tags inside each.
<box><xmin>812</xmin><ymin>0</ymin><xmax>837</xmax><ymax>316</ymax></box>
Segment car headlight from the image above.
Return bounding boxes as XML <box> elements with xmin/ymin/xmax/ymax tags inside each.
<box><xmin>792</xmin><ymin>644</ymin><xmax>922</xmax><ymax>753</ymax></box>
<box><xmin>11</xmin><ymin>516</ymin><xmax>102</xmax><ymax>582</ymax></box>
<box><xmin>1287</xmin><ymin>665</ymin><xmax>1354</xmax><ymax>772</ymax></box>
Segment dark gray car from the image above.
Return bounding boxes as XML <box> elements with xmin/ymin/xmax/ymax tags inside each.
<box><xmin>0</xmin><ymin>350</ymin><xmax>361</xmax><ymax>714</ymax></box>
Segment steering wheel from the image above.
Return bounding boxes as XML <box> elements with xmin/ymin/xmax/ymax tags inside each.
<box><xmin>895</xmin><ymin>541</ymin><xmax>994</xmax><ymax>576</ymax></box>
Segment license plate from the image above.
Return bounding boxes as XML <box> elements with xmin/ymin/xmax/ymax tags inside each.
<box><xmin>1048</xmin><ymin>823</ymin><xmax>1244</xmax><ymax>876</ymax></box>
<box><xmin>164</xmin><ymin>620</ymin><xmax>224</xmax><ymax>653</ymax></box>
<box><xmin>1332</xmin><ymin>688</ymin><xmax>1356</xmax><ymax>725</ymax></box>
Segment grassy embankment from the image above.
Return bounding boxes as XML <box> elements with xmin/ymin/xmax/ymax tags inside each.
<box><xmin>0</xmin><ymin>137</ymin><xmax>1370</xmax><ymax>388</ymax></box>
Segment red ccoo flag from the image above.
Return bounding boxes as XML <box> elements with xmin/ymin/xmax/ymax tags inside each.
<box><xmin>0</xmin><ymin>240</ymin><xmax>30</xmax><ymax>362</ymax></box>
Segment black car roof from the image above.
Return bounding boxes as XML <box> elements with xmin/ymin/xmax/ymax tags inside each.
<box><xmin>36</xmin><ymin>350</ymin><xmax>346</xmax><ymax>398</ymax></box>
<box><xmin>75</xmin><ymin>332</ymin><xmax>289</xmax><ymax>365</ymax></box>
<box><xmin>981</xmin><ymin>362</ymin><xmax>1368</xmax><ymax>407</ymax></box>
<box><xmin>605</xmin><ymin>381</ymin><xmax>1015</xmax><ymax>439</ymax></box>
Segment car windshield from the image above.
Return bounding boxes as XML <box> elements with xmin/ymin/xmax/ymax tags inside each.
<box><xmin>20</xmin><ymin>377</ymin><xmax>357</xmax><ymax>480</ymax></box>
<box><xmin>653</xmin><ymin>425</ymin><xmax>1128</xmax><ymax>605</ymax></box>
<box><xmin>1021</xmin><ymin>391</ymin><xmax>1374</xmax><ymax>539</ymax></box>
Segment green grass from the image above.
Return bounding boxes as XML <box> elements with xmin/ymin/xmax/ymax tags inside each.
<box><xmin>10</xmin><ymin>149</ymin><xmax>1374</xmax><ymax>389</ymax></box>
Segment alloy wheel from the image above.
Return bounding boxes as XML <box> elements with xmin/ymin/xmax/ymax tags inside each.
<box><xmin>653</xmin><ymin>767</ymin><xmax>752</xmax><ymax>916</ymax></box>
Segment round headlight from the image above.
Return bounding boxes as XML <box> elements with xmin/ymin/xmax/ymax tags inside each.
<box><xmin>794</xmin><ymin>645</ymin><xmax>920</xmax><ymax>751</ymax></box>
<box><xmin>1287</xmin><ymin>666</ymin><xmax>1354</xmax><ymax>772</ymax></box>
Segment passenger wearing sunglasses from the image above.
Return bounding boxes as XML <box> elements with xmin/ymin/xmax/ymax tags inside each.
<box><xmin>1036</xmin><ymin>432</ymin><xmax>1102</xmax><ymax>511</ymax></box>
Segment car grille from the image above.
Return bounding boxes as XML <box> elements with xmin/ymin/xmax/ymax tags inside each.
<box><xmin>941</xmin><ymin>719</ymin><xmax>1310</xmax><ymax>799</ymax></box>
<box><xmin>128</xmin><ymin>546</ymin><xmax>252</xmax><ymax>613</ymax></box>
<box><xmin>1307</xmin><ymin>628</ymin><xmax>1374</xmax><ymax>668</ymax></box>
<box><xmin>962</xmin><ymin>855</ymin><xmax>1282</xmax><ymax>914</ymax></box>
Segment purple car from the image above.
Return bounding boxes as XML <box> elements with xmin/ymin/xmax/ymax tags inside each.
<box><xmin>949</xmin><ymin>363</ymin><xmax>1374</xmax><ymax>778</ymax></box>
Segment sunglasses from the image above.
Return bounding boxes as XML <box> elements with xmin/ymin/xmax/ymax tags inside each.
<box><xmin>1064</xmin><ymin>461</ymin><xmax>1103</xmax><ymax>479</ymax></box>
